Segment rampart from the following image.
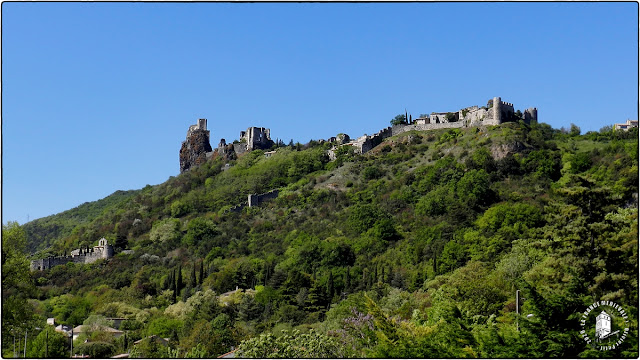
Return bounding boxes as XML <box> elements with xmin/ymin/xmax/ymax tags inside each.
<box><xmin>226</xmin><ymin>189</ymin><xmax>280</xmax><ymax>213</ymax></box>
<box><xmin>330</xmin><ymin>96</ymin><xmax>536</xmax><ymax>158</ymax></box>
<box><xmin>248</xmin><ymin>189</ymin><xmax>280</xmax><ymax>207</ymax></box>
<box><xmin>31</xmin><ymin>238</ymin><xmax>114</xmax><ymax>271</ymax></box>
<box><xmin>391</xmin><ymin>121</ymin><xmax>465</xmax><ymax>136</ymax></box>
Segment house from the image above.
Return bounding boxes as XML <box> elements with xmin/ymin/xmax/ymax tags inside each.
<box><xmin>105</xmin><ymin>318</ymin><xmax>130</xmax><ymax>330</ymax></box>
<box><xmin>614</xmin><ymin>119</ymin><xmax>638</xmax><ymax>131</ymax></box>
<box><xmin>55</xmin><ymin>324</ymin><xmax>73</xmax><ymax>337</ymax></box>
<box><xmin>72</xmin><ymin>325</ymin><xmax>123</xmax><ymax>341</ymax></box>
<box><xmin>133</xmin><ymin>335</ymin><xmax>170</xmax><ymax>346</ymax></box>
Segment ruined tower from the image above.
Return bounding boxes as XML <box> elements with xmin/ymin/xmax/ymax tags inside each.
<box><xmin>493</xmin><ymin>96</ymin><xmax>502</xmax><ymax>124</ymax></box>
<box><xmin>180</xmin><ymin>118</ymin><xmax>213</xmax><ymax>173</ymax></box>
<box><xmin>524</xmin><ymin>107</ymin><xmax>538</xmax><ymax>124</ymax></box>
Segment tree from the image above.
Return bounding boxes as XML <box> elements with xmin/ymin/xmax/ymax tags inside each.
<box><xmin>445</xmin><ymin>112</ymin><xmax>457</xmax><ymax>122</ymax></box>
<box><xmin>238</xmin><ymin>330</ymin><xmax>346</xmax><ymax>358</ymax></box>
<box><xmin>183</xmin><ymin>217</ymin><xmax>219</xmax><ymax>247</ymax></box>
<box><xmin>327</xmin><ymin>271</ymin><xmax>335</xmax><ymax>300</ymax></box>
<box><xmin>390</xmin><ymin>114</ymin><xmax>407</xmax><ymax>126</ymax></box>
<box><xmin>2</xmin><ymin>222</ymin><xmax>35</xmax><ymax>352</ymax></box>
<box><xmin>149</xmin><ymin>218</ymin><xmax>181</xmax><ymax>244</ymax></box>
<box><xmin>569</xmin><ymin>123</ymin><xmax>581</xmax><ymax>136</ymax></box>
<box><xmin>27</xmin><ymin>326</ymin><xmax>68</xmax><ymax>358</ymax></box>
<box><xmin>73</xmin><ymin>341</ymin><xmax>116</xmax><ymax>358</ymax></box>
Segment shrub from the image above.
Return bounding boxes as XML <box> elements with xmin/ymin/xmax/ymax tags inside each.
<box><xmin>74</xmin><ymin>341</ymin><xmax>116</xmax><ymax>358</ymax></box>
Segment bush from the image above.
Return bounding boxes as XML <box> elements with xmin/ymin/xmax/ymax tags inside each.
<box><xmin>570</xmin><ymin>152</ymin><xmax>592</xmax><ymax>173</ymax></box>
<box><xmin>363</xmin><ymin>165</ymin><xmax>384</xmax><ymax>181</ymax></box>
<box><xmin>74</xmin><ymin>341</ymin><xmax>116</xmax><ymax>358</ymax></box>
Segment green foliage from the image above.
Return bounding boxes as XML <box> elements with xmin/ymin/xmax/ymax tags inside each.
<box><xmin>363</xmin><ymin>165</ymin><xmax>384</xmax><ymax>181</ymax></box>
<box><xmin>17</xmin><ymin>122</ymin><xmax>639</xmax><ymax>359</ymax></box>
<box><xmin>183</xmin><ymin>217</ymin><xmax>219</xmax><ymax>247</ymax></box>
<box><xmin>2</xmin><ymin>222</ymin><xmax>35</xmax><ymax>341</ymax></box>
<box><xmin>390</xmin><ymin>114</ymin><xmax>407</xmax><ymax>126</ymax></box>
<box><xmin>569</xmin><ymin>151</ymin><xmax>592</xmax><ymax>173</ymax></box>
<box><xmin>149</xmin><ymin>218</ymin><xmax>181</xmax><ymax>243</ymax></box>
<box><xmin>348</xmin><ymin>204</ymin><xmax>387</xmax><ymax>234</ymax></box>
<box><xmin>238</xmin><ymin>329</ymin><xmax>347</xmax><ymax>358</ymax></box>
<box><xmin>27</xmin><ymin>326</ymin><xmax>69</xmax><ymax>358</ymax></box>
<box><xmin>74</xmin><ymin>341</ymin><xmax>116</xmax><ymax>358</ymax></box>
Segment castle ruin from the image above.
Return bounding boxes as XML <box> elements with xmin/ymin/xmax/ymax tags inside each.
<box><xmin>330</xmin><ymin>97</ymin><xmax>537</xmax><ymax>156</ymax></box>
<box><xmin>180</xmin><ymin>118</ymin><xmax>213</xmax><ymax>173</ymax></box>
<box><xmin>30</xmin><ymin>238</ymin><xmax>114</xmax><ymax>271</ymax></box>
<box><xmin>180</xmin><ymin>119</ymin><xmax>276</xmax><ymax>173</ymax></box>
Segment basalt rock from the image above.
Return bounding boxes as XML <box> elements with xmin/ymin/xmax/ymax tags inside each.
<box><xmin>180</xmin><ymin>127</ymin><xmax>213</xmax><ymax>173</ymax></box>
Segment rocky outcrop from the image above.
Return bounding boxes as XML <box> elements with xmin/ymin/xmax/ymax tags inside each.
<box><xmin>490</xmin><ymin>141</ymin><xmax>527</xmax><ymax>160</ymax></box>
<box><xmin>180</xmin><ymin>129</ymin><xmax>213</xmax><ymax>173</ymax></box>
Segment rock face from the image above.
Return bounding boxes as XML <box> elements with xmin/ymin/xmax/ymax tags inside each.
<box><xmin>180</xmin><ymin>119</ymin><xmax>213</xmax><ymax>173</ymax></box>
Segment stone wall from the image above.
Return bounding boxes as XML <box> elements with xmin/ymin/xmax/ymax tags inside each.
<box><xmin>31</xmin><ymin>239</ymin><xmax>114</xmax><ymax>271</ymax></box>
<box><xmin>391</xmin><ymin>121</ymin><xmax>465</xmax><ymax>136</ymax></box>
<box><xmin>248</xmin><ymin>189</ymin><xmax>280</xmax><ymax>207</ymax></box>
<box><xmin>242</xmin><ymin>127</ymin><xmax>274</xmax><ymax>151</ymax></box>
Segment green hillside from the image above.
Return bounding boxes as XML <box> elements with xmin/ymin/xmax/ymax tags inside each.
<box><xmin>3</xmin><ymin>121</ymin><xmax>638</xmax><ymax>358</ymax></box>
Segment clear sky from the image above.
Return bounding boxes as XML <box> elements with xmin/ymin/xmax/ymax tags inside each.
<box><xmin>2</xmin><ymin>2</ymin><xmax>638</xmax><ymax>224</ymax></box>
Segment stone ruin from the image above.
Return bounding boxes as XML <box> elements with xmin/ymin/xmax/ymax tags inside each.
<box><xmin>329</xmin><ymin>97</ymin><xmax>537</xmax><ymax>157</ymax></box>
<box><xmin>180</xmin><ymin>118</ymin><xmax>213</xmax><ymax>173</ymax></box>
<box><xmin>30</xmin><ymin>238</ymin><xmax>114</xmax><ymax>271</ymax></box>
<box><xmin>180</xmin><ymin>120</ymin><xmax>276</xmax><ymax>173</ymax></box>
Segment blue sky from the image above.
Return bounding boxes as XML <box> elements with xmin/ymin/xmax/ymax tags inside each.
<box><xmin>2</xmin><ymin>2</ymin><xmax>638</xmax><ymax>224</ymax></box>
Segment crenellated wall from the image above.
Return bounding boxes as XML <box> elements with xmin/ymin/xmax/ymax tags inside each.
<box><xmin>391</xmin><ymin>121</ymin><xmax>465</xmax><ymax>136</ymax></box>
<box><xmin>31</xmin><ymin>238</ymin><xmax>114</xmax><ymax>271</ymax></box>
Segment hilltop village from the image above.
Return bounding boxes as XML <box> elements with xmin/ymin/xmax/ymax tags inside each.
<box><xmin>180</xmin><ymin>96</ymin><xmax>537</xmax><ymax>171</ymax></box>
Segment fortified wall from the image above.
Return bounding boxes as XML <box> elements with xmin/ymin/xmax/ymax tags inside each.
<box><xmin>30</xmin><ymin>238</ymin><xmax>114</xmax><ymax>271</ymax></box>
<box><xmin>329</xmin><ymin>97</ymin><xmax>537</xmax><ymax>157</ymax></box>
<box><xmin>227</xmin><ymin>189</ymin><xmax>281</xmax><ymax>213</ymax></box>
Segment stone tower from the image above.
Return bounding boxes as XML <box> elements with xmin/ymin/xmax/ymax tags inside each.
<box><xmin>493</xmin><ymin>96</ymin><xmax>502</xmax><ymax>124</ymax></box>
<box><xmin>180</xmin><ymin>119</ymin><xmax>213</xmax><ymax>173</ymax></box>
<box><xmin>524</xmin><ymin>107</ymin><xmax>538</xmax><ymax>124</ymax></box>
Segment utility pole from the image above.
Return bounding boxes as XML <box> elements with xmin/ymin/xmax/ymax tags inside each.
<box><xmin>70</xmin><ymin>326</ymin><xmax>74</xmax><ymax>358</ymax></box>
<box><xmin>23</xmin><ymin>329</ymin><xmax>27</xmax><ymax>358</ymax></box>
<box><xmin>516</xmin><ymin>289</ymin><xmax>521</xmax><ymax>332</ymax></box>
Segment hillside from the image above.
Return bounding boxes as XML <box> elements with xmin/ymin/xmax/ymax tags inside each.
<box><xmin>23</xmin><ymin>189</ymin><xmax>141</xmax><ymax>255</ymax></box>
<box><xmin>6</xmin><ymin>121</ymin><xmax>639</xmax><ymax>358</ymax></box>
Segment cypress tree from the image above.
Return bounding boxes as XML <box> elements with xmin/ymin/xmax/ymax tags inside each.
<box><xmin>345</xmin><ymin>267</ymin><xmax>351</xmax><ymax>292</ymax></box>
<box><xmin>327</xmin><ymin>271</ymin><xmax>334</xmax><ymax>299</ymax></box>
<box><xmin>190</xmin><ymin>263</ymin><xmax>197</xmax><ymax>288</ymax></box>
<box><xmin>374</xmin><ymin>266</ymin><xmax>378</xmax><ymax>283</ymax></box>
<box><xmin>177</xmin><ymin>265</ymin><xmax>184</xmax><ymax>294</ymax></box>
<box><xmin>171</xmin><ymin>269</ymin><xmax>177</xmax><ymax>303</ymax></box>
<box><xmin>199</xmin><ymin>260</ymin><xmax>205</xmax><ymax>285</ymax></box>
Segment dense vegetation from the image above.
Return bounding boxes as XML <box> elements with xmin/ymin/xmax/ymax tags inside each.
<box><xmin>3</xmin><ymin>121</ymin><xmax>638</xmax><ymax>358</ymax></box>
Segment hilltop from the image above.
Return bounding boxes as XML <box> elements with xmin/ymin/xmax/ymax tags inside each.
<box><xmin>8</xmin><ymin>115</ymin><xmax>639</xmax><ymax>358</ymax></box>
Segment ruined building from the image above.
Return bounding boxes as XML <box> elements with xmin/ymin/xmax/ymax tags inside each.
<box><xmin>180</xmin><ymin>119</ymin><xmax>276</xmax><ymax>173</ymax></box>
<box><xmin>31</xmin><ymin>238</ymin><xmax>114</xmax><ymax>271</ymax></box>
<box><xmin>233</xmin><ymin>127</ymin><xmax>275</xmax><ymax>153</ymax></box>
<box><xmin>180</xmin><ymin>118</ymin><xmax>213</xmax><ymax>173</ymax></box>
<box><xmin>330</xmin><ymin>97</ymin><xmax>537</xmax><ymax>157</ymax></box>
